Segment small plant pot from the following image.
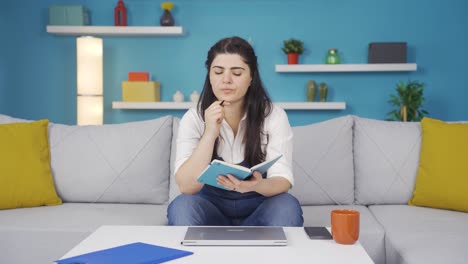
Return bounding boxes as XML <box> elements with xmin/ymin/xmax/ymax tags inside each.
<box><xmin>287</xmin><ymin>53</ymin><xmax>299</xmax><ymax>64</ymax></box>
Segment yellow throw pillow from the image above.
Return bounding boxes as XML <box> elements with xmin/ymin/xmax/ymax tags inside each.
<box><xmin>0</xmin><ymin>120</ymin><xmax>62</xmax><ymax>209</ymax></box>
<box><xmin>409</xmin><ymin>117</ymin><xmax>468</xmax><ymax>212</ymax></box>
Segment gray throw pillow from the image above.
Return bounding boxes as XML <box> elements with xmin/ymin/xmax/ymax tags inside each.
<box><xmin>353</xmin><ymin>116</ymin><xmax>421</xmax><ymax>205</ymax></box>
<box><xmin>169</xmin><ymin>117</ymin><xmax>181</xmax><ymax>202</ymax></box>
<box><xmin>290</xmin><ymin>115</ymin><xmax>354</xmax><ymax>205</ymax></box>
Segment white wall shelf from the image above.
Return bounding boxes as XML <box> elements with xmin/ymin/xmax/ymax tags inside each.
<box><xmin>46</xmin><ymin>25</ymin><xmax>184</xmax><ymax>36</ymax></box>
<box><xmin>275</xmin><ymin>63</ymin><xmax>417</xmax><ymax>72</ymax></box>
<box><xmin>276</xmin><ymin>102</ymin><xmax>346</xmax><ymax>110</ymax></box>
<box><xmin>112</xmin><ymin>101</ymin><xmax>346</xmax><ymax>110</ymax></box>
<box><xmin>113</xmin><ymin>102</ymin><xmax>195</xmax><ymax>110</ymax></box>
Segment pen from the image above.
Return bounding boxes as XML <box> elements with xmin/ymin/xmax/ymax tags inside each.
<box><xmin>220</xmin><ymin>100</ymin><xmax>225</xmax><ymax>106</ymax></box>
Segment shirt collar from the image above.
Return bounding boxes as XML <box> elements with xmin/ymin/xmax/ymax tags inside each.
<box><xmin>240</xmin><ymin>111</ymin><xmax>247</xmax><ymax>122</ymax></box>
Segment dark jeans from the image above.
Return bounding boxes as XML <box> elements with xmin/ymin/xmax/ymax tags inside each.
<box><xmin>167</xmin><ymin>185</ymin><xmax>304</xmax><ymax>226</ymax></box>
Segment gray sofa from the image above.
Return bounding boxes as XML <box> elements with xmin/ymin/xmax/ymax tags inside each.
<box><xmin>0</xmin><ymin>114</ymin><xmax>467</xmax><ymax>264</ymax></box>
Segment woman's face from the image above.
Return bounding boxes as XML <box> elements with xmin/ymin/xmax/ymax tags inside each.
<box><xmin>209</xmin><ymin>53</ymin><xmax>252</xmax><ymax>104</ymax></box>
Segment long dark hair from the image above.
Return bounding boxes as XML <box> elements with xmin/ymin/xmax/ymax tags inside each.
<box><xmin>197</xmin><ymin>36</ymin><xmax>273</xmax><ymax>167</ymax></box>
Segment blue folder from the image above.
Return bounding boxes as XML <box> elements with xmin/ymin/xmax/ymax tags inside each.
<box><xmin>55</xmin><ymin>242</ymin><xmax>193</xmax><ymax>264</ymax></box>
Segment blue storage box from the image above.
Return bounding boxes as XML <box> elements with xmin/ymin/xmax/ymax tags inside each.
<box><xmin>49</xmin><ymin>5</ymin><xmax>90</xmax><ymax>25</ymax></box>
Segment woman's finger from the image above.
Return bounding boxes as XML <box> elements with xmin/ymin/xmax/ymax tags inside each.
<box><xmin>226</xmin><ymin>174</ymin><xmax>240</xmax><ymax>186</ymax></box>
<box><xmin>216</xmin><ymin>175</ymin><xmax>229</xmax><ymax>186</ymax></box>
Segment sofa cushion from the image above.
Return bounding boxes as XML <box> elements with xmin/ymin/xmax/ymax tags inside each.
<box><xmin>0</xmin><ymin>203</ymin><xmax>169</xmax><ymax>231</ymax></box>
<box><xmin>409</xmin><ymin>118</ymin><xmax>468</xmax><ymax>212</ymax></box>
<box><xmin>0</xmin><ymin>229</ymin><xmax>89</xmax><ymax>264</ymax></box>
<box><xmin>0</xmin><ymin>120</ymin><xmax>62</xmax><ymax>209</ymax></box>
<box><xmin>302</xmin><ymin>205</ymin><xmax>385</xmax><ymax>264</ymax></box>
<box><xmin>169</xmin><ymin>117</ymin><xmax>181</xmax><ymax>202</ymax></box>
<box><xmin>0</xmin><ymin>114</ymin><xmax>29</xmax><ymax>123</ymax></box>
<box><xmin>0</xmin><ymin>202</ymin><xmax>169</xmax><ymax>264</ymax></box>
<box><xmin>290</xmin><ymin>115</ymin><xmax>354</xmax><ymax>205</ymax></box>
<box><xmin>0</xmin><ymin>114</ymin><xmax>173</xmax><ymax>204</ymax></box>
<box><xmin>170</xmin><ymin>115</ymin><xmax>354</xmax><ymax>205</ymax></box>
<box><xmin>369</xmin><ymin>205</ymin><xmax>468</xmax><ymax>264</ymax></box>
<box><xmin>353</xmin><ymin>116</ymin><xmax>421</xmax><ymax>205</ymax></box>
<box><xmin>49</xmin><ymin>117</ymin><xmax>172</xmax><ymax>204</ymax></box>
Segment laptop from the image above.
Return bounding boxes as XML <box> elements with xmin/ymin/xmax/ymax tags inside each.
<box><xmin>181</xmin><ymin>226</ymin><xmax>287</xmax><ymax>246</ymax></box>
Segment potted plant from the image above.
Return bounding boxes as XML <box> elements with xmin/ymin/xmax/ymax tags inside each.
<box><xmin>386</xmin><ymin>80</ymin><xmax>428</xmax><ymax>122</ymax></box>
<box><xmin>282</xmin><ymin>38</ymin><xmax>304</xmax><ymax>64</ymax></box>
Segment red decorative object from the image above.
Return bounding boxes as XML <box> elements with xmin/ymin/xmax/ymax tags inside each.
<box><xmin>128</xmin><ymin>72</ymin><xmax>150</xmax><ymax>81</ymax></box>
<box><xmin>114</xmin><ymin>0</ymin><xmax>127</xmax><ymax>26</ymax></box>
<box><xmin>287</xmin><ymin>53</ymin><xmax>299</xmax><ymax>64</ymax></box>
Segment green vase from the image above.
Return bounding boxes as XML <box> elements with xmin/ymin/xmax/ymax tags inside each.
<box><xmin>325</xmin><ymin>49</ymin><xmax>340</xmax><ymax>64</ymax></box>
<box><xmin>306</xmin><ymin>80</ymin><xmax>317</xmax><ymax>102</ymax></box>
<box><xmin>319</xmin><ymin>83</ymin><xmax>328</xmax><ymax>102</ymax></box>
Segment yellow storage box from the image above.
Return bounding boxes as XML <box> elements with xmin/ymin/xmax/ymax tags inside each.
<box><xmin>122</xmin><ymin>81</ymin><xmax>160</xmax><ymax>102</ymax></box>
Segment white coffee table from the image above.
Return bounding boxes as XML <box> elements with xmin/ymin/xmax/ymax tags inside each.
<box><xmin>59</xmin><ymin>225</ymin><xmax>374</xmax><ymax>263</ymax></box>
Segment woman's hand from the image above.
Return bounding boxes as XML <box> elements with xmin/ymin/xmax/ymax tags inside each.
<box><xmin>203</xmin><ymin>100</ymin><xmax>230</xmax><ymax>140</ymax></box>
<box><xmin>216</xmin><ymin>171</ymin><xmax>262</xmax><ymax>193</ymax></box>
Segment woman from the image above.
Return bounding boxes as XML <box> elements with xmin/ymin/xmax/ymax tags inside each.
<box><xmin>167</xmin><ymin>36</ymin><xmax>303</xmax><ymax>226</ymax></box>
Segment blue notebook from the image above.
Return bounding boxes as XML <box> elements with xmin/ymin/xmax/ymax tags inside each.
<box><xmin>55</xmin><ymin>242</ymin><xmax>193</xmax><ymax>264</ymax></box>
<box><xmin>197</xmin><ymin>154</ymin><xmax>283</xmax><ymax>190</ymax></box>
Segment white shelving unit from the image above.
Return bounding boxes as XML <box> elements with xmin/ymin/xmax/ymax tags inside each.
<box><xmin>46</xmin><ymin>25</ymin><xmax>184</xmax><ymax>36</ymax></box>
<box><xmin>275</xmin><ymin>63</ymin><xmax>417</xmax><ymax>72</ymax></box>
<box><xmin>112</xmin><ymin>101</ymin><xmax>346</xmax><ymax>110</ymax></box>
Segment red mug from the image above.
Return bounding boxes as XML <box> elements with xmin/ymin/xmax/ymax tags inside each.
<box><xmin>331</xmin><ymin>209</ymin><xmax>360</xmax><ymax>245</ymax></box>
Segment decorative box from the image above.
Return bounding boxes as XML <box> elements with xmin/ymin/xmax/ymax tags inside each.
<box><xmin>49</xmin><ymin>5</ymin><xmax>90</xmax><ymax>25</ymax></box>
<box><xmin>128</xmin><ymin>72</ymin><xmax>150</xmax><ymax>81</ymax></box>
<box><xmin>368</xmin><ymin>42</ymin><xmax>407</xmax><ymax>63</ymax></box>
<box><xmin>122</xmin><ymin>81</ymin><xmax>161</xmax><ymax>102</ymax></box>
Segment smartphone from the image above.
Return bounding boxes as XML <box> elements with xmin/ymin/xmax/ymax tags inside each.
<box><xmin>304</xmin><ymin>226</ymin><xmax>333</xmax><ymax>240</ymax></box>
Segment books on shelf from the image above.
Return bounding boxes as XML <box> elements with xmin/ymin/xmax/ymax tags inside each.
<box><xmin>197</xmin><ymin>155</ymin><xmax>282</xmax><ymax>190</ymax></box>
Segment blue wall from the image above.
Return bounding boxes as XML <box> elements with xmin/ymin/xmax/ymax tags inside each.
<box><xmin>0</xmin><ymin>5</ymin><xmax>8</xmax><ymax>113</ymax></box>
<box><xmin>2</xmin><ymin>0</ymin><xmax>468</xmax><ymax>125</ymax></box>
<box><xmin>0</xmin><ymin>61</ymin><xmax>5</xmax><ymax>114</ymax></box>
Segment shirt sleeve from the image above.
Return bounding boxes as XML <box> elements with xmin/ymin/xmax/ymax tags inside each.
<box><xmin>174</xmin><ymin>108</ymin><xmax>204</xmax><ymax>175</ymax></box>
<box><xmin>264</xmin><ymin>106</ymin><xmax>294</xmax><ymax>186</ymax></box>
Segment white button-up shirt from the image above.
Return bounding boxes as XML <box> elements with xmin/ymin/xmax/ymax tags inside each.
<box><xmin>175</xmin><ymin>104</ymin><xmax>294</xmax><ymax>186</ymax></box>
